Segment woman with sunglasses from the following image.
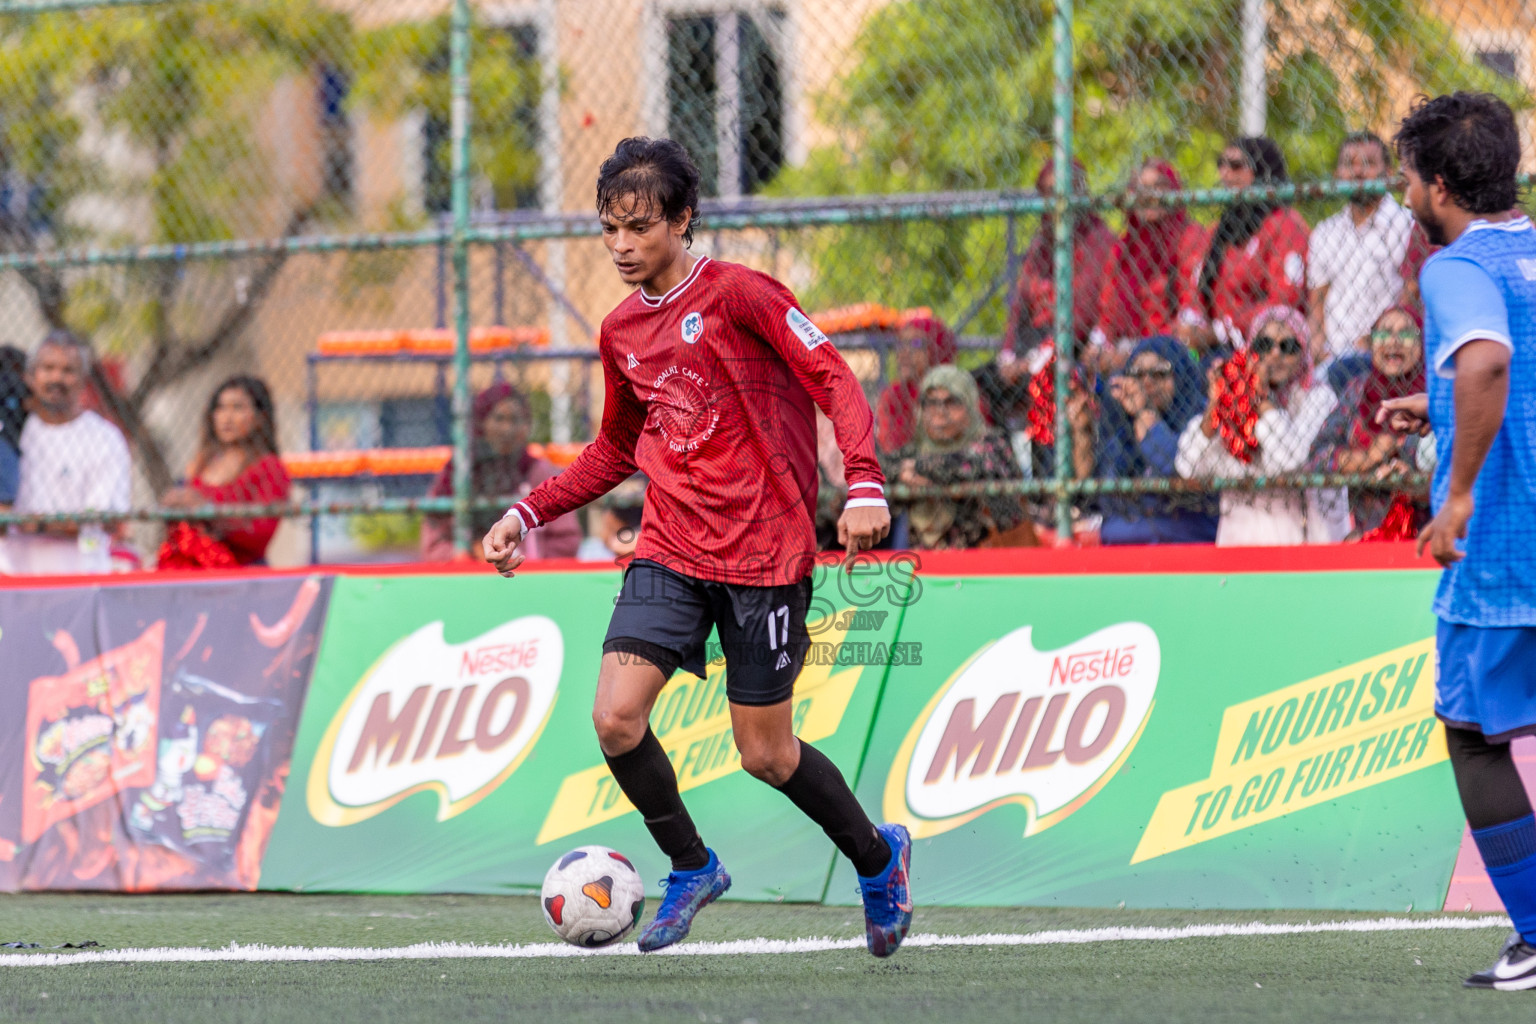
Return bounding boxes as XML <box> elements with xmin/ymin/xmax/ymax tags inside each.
<box><xmin>1074</xmin><ymin>336</ymin><xmax>1218</xmax><ymax>544</ymax></box>
<box><xmin>885</xmin><ymin>365</ymin><xmax>1034</xmax><ymax>549</ymax></box>
<box><xmin>1305</xmin><ymin>304</ymin><xmax>1428</xmax><ymax>537</ymax></box>
<box><xmin>1179</xmin><ymin>139</ymin><xmax>1311</xmax><ymax>362</ymax></box>
<box><xmin>1176</xmin><ymin>306</ymin><xmax>1350</xmax><ymax>545</ymax></box>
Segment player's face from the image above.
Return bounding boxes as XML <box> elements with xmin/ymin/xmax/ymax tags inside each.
<box><xmin>481</xmin><ymin>397</ymin><xmax>530</xmax><ymax>456</ymax></box>
<box><xmin>921</xmin><ymin>387</ymin><xmax>969</xmax><ymax>444</ymax></box>
<box><xmin>212</xmin><ymin>386</ymin><xmax>258</xmax><ymax>446</ymax></box>
<box><xmin>1369</xmin><ymin>310</ymin><xmax>1422</xmax><ymax>379</ymax></box>
<box><xmin>600</xmin><ymin>197</ymin><xmax>687</xmax><ymax>287</ymax></box>
<box><xmin>27</xmin><ymin>343</ymin><xmax>85</xmax><ymax>419</ymax></box>
<box><xmin>1401</xmin><ymin>163</ymin><xmax>1446</xmax><ymax>246</ymax></box>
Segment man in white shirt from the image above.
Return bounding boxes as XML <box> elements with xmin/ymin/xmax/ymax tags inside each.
<box><xmin>1306</xmin><ymin>132</ymin><xmax>1417</xmax><ymax>371</ymax></box>
<box><xmin>6</xmin><ymin>331</ymin><xmax>131</xmax><ymax>574</ymax></box>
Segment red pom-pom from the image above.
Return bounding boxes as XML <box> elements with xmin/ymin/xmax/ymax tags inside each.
<box><xmin>1212</xmin><ymin>351</ymin><xmax>1261</xmax><ymax>464</ymax></box>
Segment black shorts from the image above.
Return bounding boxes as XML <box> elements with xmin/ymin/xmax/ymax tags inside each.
<box><xmin>602</xmin><ymin>558</ymin><xmax>812</xmax><ymax>707</ymax></box>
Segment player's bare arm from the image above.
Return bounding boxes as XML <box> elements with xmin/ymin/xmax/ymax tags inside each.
<box><xmin>1418</xmin><ymin>338</ymin><xmax>1510</xmax><ymax>566</ymax></box>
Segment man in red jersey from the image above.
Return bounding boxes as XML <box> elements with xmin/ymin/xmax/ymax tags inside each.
<box><xmin>483</xmin><ymin>137</ymin><xmax>912</xmax><ymax>956</ymax></box>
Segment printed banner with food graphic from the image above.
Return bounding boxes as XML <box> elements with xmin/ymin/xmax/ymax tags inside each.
<box><xmin>0</xmin><ymin>577</ymin><xmax>330</xmax><ymax>891</ymax></box>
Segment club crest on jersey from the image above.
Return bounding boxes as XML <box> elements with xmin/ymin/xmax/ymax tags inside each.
<box><xmin>681</xmin><ymin>312</ymin><xmax>704</xmax><ymax>345</ymax></box>
<box><xmin>786</xmin><ymin>308</ymin><xmax>829</xmax><ymax>351</ymax></box>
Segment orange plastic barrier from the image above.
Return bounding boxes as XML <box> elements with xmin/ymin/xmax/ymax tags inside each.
<box><xmin>806</xmin><ymin>304</ymin><xmax>936</xmax><ymax>336</ymax></box>
<box><xmin>283</xmin><ymin>443</ymin><xmax>589</xmax><ymax>480</ymax></box>
<box><xmin>316</xmin><ymin>326</ymin><xmax>551</xmax><ymax>356</ymax></box>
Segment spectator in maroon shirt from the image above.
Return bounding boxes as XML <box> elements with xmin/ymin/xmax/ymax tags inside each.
<box><xmin>157</xmin><ymin>375</ymin><xmax>290</xmax><ymax>569</ymax></box>
<box><xmin>420</xmin><ymin>382</ymin><xmax>581</xmax><ymax>562</ymax></box>
<box><xmin>1006</xmin><ymin>159</ymin><xmax>1116</xmax><ymax>358</ymax></box>
<box><xmin>1096</xmin><ymin>160</ymin><xmax>1211</xmax><ymax>348</ymax></box>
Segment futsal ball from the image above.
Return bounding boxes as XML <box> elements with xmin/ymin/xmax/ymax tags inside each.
<box><xmin>540</xmin><ymin>845</ymin><xmax>646</xmax><ymax>947</ymax></box>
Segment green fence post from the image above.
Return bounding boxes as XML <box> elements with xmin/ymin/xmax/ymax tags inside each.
<box><xmin>1050</xmin><ymin>0</ymin><xmax>1075</xmax><ymax>543</ymax></box>
<box><xmin>449</xmin><ymin>0</ymin><xmax>474</xmax><ymax>556</ymax></box>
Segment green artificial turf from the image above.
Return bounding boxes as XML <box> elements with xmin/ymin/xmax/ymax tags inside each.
<box><xmin>0</xmin><ymin>893</ymin><xmax>1528</xmax><ymax>1024</ymax></box>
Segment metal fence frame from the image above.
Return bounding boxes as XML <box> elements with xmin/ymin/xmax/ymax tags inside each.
<box><xmin>0</xmin><ymin>0</ymin><xmax>1448</xmax><ymax>555</ymax></box>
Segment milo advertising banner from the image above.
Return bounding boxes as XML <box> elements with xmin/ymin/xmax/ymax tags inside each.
<box><xmin>833</xmin><ymin>570</ymin><xmax>1466</xmax><ymax>909</ymax></box>
<box><xmin>259</xmin><ymin>563</ymin><xmax>912</xmax><ymax>899</ymax></box>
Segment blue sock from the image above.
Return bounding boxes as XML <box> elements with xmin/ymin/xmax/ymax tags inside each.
<box><xmin>1473</xmin><ymin>814</ymin><xmax>1536</xmax><ymax>942</ymax></box>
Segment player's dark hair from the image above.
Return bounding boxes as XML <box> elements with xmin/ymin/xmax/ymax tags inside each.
<box><xmin>596</xmin><ymin>137</ymin><xmax>701</xmax><ymax>246</ymax></box>
<box><xmin>1394</xmin><ymin>92</ymin><xmax>1520</xmax><ymax>213</ymax></box>
<box><xmin>196</xmin><ymin>374</ymin><xmax>277</xmax><ymax>475</ymax></box>
<box><xmin>1338</xmin><ymin>131</ymin><xmax>1391</xmax><ymax>168</ymax></box>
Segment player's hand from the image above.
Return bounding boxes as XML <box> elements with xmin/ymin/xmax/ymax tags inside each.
<box><xmin>1417</xmin><ymin>491</ymin><xmax>1471</xmax><ymax>566</ymax></box>
<box><xmin>1376</xmin><ymin>393</ymin><xmax>1430</xmax><ymax>436</ymax></box>
<box><xmin>482</xmin><ymin>514</ymin><xmax>527</xmax><ymax>578</ymax></box>
<box><xmin>838</xmin><ymin>504</ymin><xmax>891</xmax><ymax>572</ymax></box>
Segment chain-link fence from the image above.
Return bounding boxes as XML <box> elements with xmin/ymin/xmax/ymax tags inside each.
<box><xmin>0</xmin><ymin>0</ymin><xmax>1529</xmax><ymax>569</ymax></box>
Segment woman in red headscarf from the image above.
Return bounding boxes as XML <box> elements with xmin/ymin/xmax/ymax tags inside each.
<box><xmin>873</xmin><ymin>314</ymin><xmax>959</xmax><ymax>454</ymax></box>
<box><xmin>1305</xmin><ymin>304</ymin><xmax>1429</xmax><ymax>538</ymax></box>
<box><xmin>419</xmin><ymin>383</ymin><xmax>582</xmax><ymax>561</ymax></box>
<box><xmin>1096</xmin><ymin>160</ymin><xmax>1211</xmax><ymax>345</ymax></box>
<box><xmin>1006</xmin><ymin>159</ymin><xmax>1117</xmax><ymax>356</ymax></box>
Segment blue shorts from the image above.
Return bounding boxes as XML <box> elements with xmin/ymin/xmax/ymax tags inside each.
<box><xmin>1436</xmin><ymin>619</ymin><xmax>1536</xmax><ymax>742</ymax></box>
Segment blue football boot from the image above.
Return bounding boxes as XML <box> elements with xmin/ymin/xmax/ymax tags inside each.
<box><xmin>637</xmin><ymin>848</ymin><xmax>731</xmax><ymax>952</ymax></box>
<box><xmin>858</xmin><ymin>823</ymin><xmax>913</xmax><ymax>958</ymax></box>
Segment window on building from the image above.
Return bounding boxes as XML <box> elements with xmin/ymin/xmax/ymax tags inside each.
<box><xmin>422</xmin><ymin>22</ymin><xmax>542</xmax><ymax>215</ymax></box>
<box><xmin>1477</xmin><ymin>49</ymin><xmax>1519</xmax><ymax>79</ymax></box>
<box><xmin>666</xmin><ymin>8</ymin><xmax>785</xmax><ymax>198</ymax></box>
<box><xmin>317</xmin><ymin>64</ymin><xmax>353</xmax><ymax>207</ymax></box>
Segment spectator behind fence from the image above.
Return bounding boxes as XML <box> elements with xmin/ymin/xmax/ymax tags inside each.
<box><xmin>420</xmin><ymin>382</ymin><xmax>581</xmax><ymax>561</ymax></box>
<box><xmin>6</xmin><ymin>331</ymin><xmax>130</xmax><ymax>574</ymax></box>
<box><xmin>1007</xmin><ymin>159</ymin><xmax>1116</xmax><ymax>356</ymax></box>
<box><xmin>156</xmin><ymin>376</ymin><xmax>290</xmax><ymax>569</ymax></box>
<box><xmin>1176</xmin><ymin>306</ymin><xmax>1349</xmax><ymax>545</ymax></box>
<box><xmin>873</xmin><ymin>315</ymin><xmax>958</xmax><ymax>454</ymax></box>
<box><xmin>887</xmin><ymin>365</ymin><xmax>1036</xmax><ymax>550</ymax></box>
<box><xmin>1306</xmin><ymin>132</ymin><xmax>1416</xmax><ymax>374</ymax></box>
<box><xmin>1184</xmin><ymin>138</ymin><xmax>1310</xmax><ymax>358</ymax></box>
<box><xmin>1095</xmin><ymin>161</ymin><xmax>1211</xmax><ymax>349</ymax></box>
<box><xmin>0</xmin><ymin>345</ymin><xmax>25</xmax><ymax>506</ymax></box>
<box><xmin>1073</xmin><ymin>336</ymin><xmax>1218</xmax><ymax>545</ymax></box>
<box><xmin>1305</xmin><ymin>304</ymin><xmax>1428</xmax><ymax>539</ymax></box>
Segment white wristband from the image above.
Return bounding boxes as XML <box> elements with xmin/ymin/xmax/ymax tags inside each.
<box><xmin>844</xmin><ymin>497</ymin><xmax>889</xmax><ymax>511</ymax></box>
<box><xmin>501</xmin><ymin>507</ymin><xmax>529</xmax><ymax>534</ymax></box>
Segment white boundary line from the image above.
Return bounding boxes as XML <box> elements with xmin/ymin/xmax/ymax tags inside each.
<box><xmin>0</xmin><ymin>915</ymin><xmax>1512</xmax><ymax>967</ymax></box>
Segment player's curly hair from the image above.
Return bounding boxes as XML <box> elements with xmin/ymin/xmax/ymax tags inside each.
<box><xmin>1394</xmin><ymin>92</ymin><xmax>1521</xmax><ymax>214</ymax></box>
<box><xmin>596</xmin><ymin>137</ymin><xmax>702</xmax><ymax>246</ymax></box>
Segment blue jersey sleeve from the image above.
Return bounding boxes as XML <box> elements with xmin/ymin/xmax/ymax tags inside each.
<box><xmin>1421</xmin><ymin>256</ymin><xmax>1512</xmax><ymax>379</ymax></box>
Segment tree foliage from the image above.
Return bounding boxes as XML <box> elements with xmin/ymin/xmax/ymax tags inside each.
<box><xmin>0</xmin><ymin>2</ymin><xmax>541</xmax><ymax>490</ymax></box>
<box><xmin>770</xmin><ymin>0</ymin><xmax>1525</xmax><ymax>327</ymax></box>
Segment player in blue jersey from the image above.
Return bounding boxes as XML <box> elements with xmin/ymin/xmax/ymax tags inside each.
<box><xmin>1379</xmin><ymin>92</ymin><xmax>1536</xmax><ymax>990</ymax></box>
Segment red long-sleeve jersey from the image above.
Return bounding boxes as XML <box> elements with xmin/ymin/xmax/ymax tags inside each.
<box><xmin>513</xmin><ymin>257</ymin><xmax>885</xmax><ymax>585</ymax></box>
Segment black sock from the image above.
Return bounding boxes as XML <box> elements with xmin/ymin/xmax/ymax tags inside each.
<box><xmin>603</xmin><ymin>728</ymin><xmax>709</xmax><ymax>872</ymax></box>
<box><xmin>773</xmin><ymin>741</ymin><xmax>891</xmax><ymax>877</ymax></box>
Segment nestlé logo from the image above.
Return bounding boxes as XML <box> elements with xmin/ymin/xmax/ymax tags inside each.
<box><xmin>883</xmin><ymin>622</ymin><xmax>1158</xmax><ymax>838</ymax></box>
<box><xmin>307</xmin><ymin>617</ymin><xmax>563</xmax><ymax>826</ymax></box>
